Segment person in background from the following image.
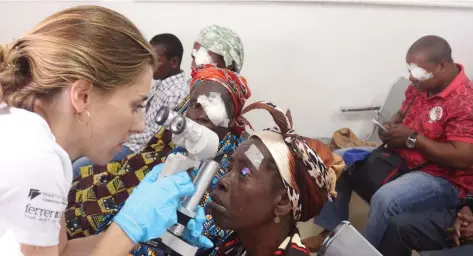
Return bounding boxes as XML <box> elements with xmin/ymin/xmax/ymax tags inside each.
<box><xmin>65</xmin><ymin>64</ymin><xmax>252</xmax><ymax>256</ymax></box>
<box><xmin>140</xmin><ymin>24</ymin><xmax>246</xmax><ymax>150</ymax></box>
<box><xmin>72</xmin><ymin>33</ymin><xmax>187</xmax><ymax>177</ymax></box>
<box><xmin>378</xmin><ymin>197</ymin><xmax>473</xmax><ymax>256</ymax></box>
<box><xmin>131</xmin><ymin>25</ymin><xmax>245</xmax><ymax>158</ymax></box>
<box><xmin>311</xmin><ymin>35</ymin><xmax>473</xmax><ymax>251</ymax></box>
<box><xmin>191</xmin><ymin>25</ymin><xmax>244</xmax><ymax>74</ymax></box>
<box><xmin>208</xmin><ymin>101</ymin><xmax>333</xmax><ymax>256</ymax></box>
<box><xmin>0</xmin><ymin>5</ymin><xmax>208</xmax><ymax>256</ymax></box>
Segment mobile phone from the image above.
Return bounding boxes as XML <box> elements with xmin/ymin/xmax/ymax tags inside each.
<box><xmin>372</xmin><ymin>119</ymin><xmax>387</xmax><ymax>132</ymax></box>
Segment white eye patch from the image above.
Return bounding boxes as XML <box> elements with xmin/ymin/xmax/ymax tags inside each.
<box><xmin>197</xmin><ymin>93</ymin><xmax>230</xmax><ymax>127</ymax></box>
<box><xmin>192</xmin><ymin>47</ymin><xmax>215</xmax><ymax>66</ymax></box>
<box><xmin>408</xmin><ymin>63</ymin><xmax>433</xmax><ymax>81</ymax></box>
<box><xmin>244</xmin><ymin>144</ymin><xmax>264</xmax><ymax>170</ymax></box>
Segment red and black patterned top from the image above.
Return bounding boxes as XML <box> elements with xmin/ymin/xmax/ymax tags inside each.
<box><xmin>213</xmin><ymin>228</ymin><xmax>310</xmax><ymax>256</ymax></box>
<box><xmin>396</xmin><ymin>64</ymin><xmax>473</xmax><ymax>197</ymax></box>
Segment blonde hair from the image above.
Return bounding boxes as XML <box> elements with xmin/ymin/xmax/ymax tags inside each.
<box><xmin>0</xmin><ymin>5</ymin><xmax>156</xmax><ymax>111</ymax></box>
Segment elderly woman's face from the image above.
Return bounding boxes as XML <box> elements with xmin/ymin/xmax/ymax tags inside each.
<box><xmin>209</xmin><ymin>138</ymin><xmax>285</xmax><ymax>230</ymax></box>
<box><xmin>186</xmin><ymin>81</ymin><xmax>234</xmax><ymax>139</ymax></box>
<box><xmin>191</xmin><ymin>42</ymin><xmax>226</xmax><ymax>70</ymax></box>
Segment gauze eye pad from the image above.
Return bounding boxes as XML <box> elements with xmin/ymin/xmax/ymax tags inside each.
<box><xmin>408</xmin><ymin>63</ymin><xmax>433</xmax><ymax>81</ymax></box>
<box><xmin>192</xmin><ymin>47</ymin><xmax>215</xmax><ymax>66</ymax></box>
<box><xmin>197</xmin><ymin>93</ymin><xmax>230</xmax><ymax>127</ymax></box>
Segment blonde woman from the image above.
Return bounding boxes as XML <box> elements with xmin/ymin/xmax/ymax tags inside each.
<box><xmin>0</xmin><ymin>5</ymin><xmax>209</xmax><ymax>256</ymax></box>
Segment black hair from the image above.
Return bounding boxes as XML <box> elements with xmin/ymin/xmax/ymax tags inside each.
<box><xmin>407</xmin><ymin>35</ymin><xmax>453</xmax><ymax>64</ymax></box>
<box><xmin>149</xmin><ymin>33</ymin><xmax>183</xmax><ymax>61</ymax></box>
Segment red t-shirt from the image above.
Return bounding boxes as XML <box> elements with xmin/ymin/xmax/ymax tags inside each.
<box><xmin>397</xmin><ymin>64</ymin><xmax>473</xmax><ymax>197</ymax></box>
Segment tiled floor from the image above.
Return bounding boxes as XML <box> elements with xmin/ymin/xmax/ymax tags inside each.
<box><xmin>298</xmin><ymin>193</ymin><xmax>420</xmax><ymax>256</ymax></box>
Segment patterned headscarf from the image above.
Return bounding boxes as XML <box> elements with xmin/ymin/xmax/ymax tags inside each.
<box><xmin>196</xmin><ymin>25</ymin><xmax>244</xmax><ymax>73</ymax></box>
<box><xmin>190</xmin><ymin>64</ymin><xmax>251</xmax><ymax>135</ymax></box>
<box><xmin>242</xmin><ymin>101</ymin><xmax>332</xmax><ymax>222</ymax></box>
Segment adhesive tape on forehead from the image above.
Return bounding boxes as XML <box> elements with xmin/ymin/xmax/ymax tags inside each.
<box><xmin>408</xmin><ymin>63</ymin><xmax>433</xmax><ymax>81</ymax></box>
<box><xmin>244</xmin><ymin>144</ymin><xmax>264</xmax><ymax>169</ymax></box>
<box><xmin>197</xmin><ymin>93</ymin><xmax>230</xmax><ymax>127</ymax></box>
<box><xmin>192</xmin><ymin>47</ymin><xmax>215</xmax><ymax>66</ymax></box>
<box><xmin>252</xmin><ymin>130</ymin><xmax>292</xmax><ymax>188</ymax></box>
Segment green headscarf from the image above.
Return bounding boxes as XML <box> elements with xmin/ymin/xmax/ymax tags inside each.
<box><xmin>196</xmin><ymin>25</ymin><xmax>244</xmax><ymax>73</ymax></box>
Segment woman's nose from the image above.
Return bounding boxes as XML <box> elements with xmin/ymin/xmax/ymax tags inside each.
<box><xmin>130</xmin><ymin>109</ymin><xmax>145</xmax><ymax>134</ymax></box>
<box><xmin>216</xmin><ymin>173</ymin><xmax>231</xmax><ymax>192</ymax></box>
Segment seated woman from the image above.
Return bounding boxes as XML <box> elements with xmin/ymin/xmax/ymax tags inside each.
<box><xmin>207</xmin><ymin>101</ymin><xmax>334</xmax><ymax>255</ymax></box>
<box><xmin>65</xmin><ymin>64</ymin><xmax>251</xmax><ymax>255</ymax></box>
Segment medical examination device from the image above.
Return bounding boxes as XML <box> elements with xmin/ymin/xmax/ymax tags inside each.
<box><xmin>142</xmin><ymin>106</ymin><xmax>221</xmax><ymax>256</ymax></box>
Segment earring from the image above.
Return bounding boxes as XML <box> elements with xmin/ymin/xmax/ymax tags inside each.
<box><xmin>75</xmin><ymin>110</ymin><xmax>91</xmax><ymax>125</ymax></box>
<box><xmin>274</xmin><ymin>212</ymin><xmax>280</xmax><ymax>224</ymax></box>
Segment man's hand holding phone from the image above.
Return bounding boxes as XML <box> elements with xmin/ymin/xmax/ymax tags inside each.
<box><xmin>375</xmin><ymin>119</ymin><xmax>391</xmax><ymax>143</ymax></box>
<box><xmin>373</xmin><ymin>119</ymin><xmax>388</xmax><ymax>132</ymax></box>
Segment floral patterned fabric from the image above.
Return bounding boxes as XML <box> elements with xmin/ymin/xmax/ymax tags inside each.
<box><xmin>196</xmin><ymin>25</ymin><xmax>244</xmax><ymax>73</ymax></box>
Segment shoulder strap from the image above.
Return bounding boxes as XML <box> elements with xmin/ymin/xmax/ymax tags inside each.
<box><xmin>399</xmin><ymin>92</ymin><xmax>420</xmax><ymax>120</ymax></box>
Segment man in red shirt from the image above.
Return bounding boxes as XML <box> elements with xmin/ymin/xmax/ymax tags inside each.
<box><xmin>312</xmin><ymin>35</ymin><xmax>473</xmax><ymax>252</ymax></box>
<box><xmin>375</xmin><ymin>36</ymin><xmax>473</xmax><ymax>255</ymax></box>
<box><xmin>366</xmin><ymin>35</ymin><xmax>473</xmax><ymax>249</ymax></box>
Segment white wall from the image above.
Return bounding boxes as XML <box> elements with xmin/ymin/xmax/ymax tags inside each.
<box><xmin>1</xmin><ymin>1</ymin><xmax>473</xmax><ymax>139</ymax></box>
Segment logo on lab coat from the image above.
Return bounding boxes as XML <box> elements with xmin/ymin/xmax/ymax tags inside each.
<box><xmin>24</xmin><ymin>204</ymin><xmax>61</xmax><ymax>223</ymax></box>
<box><xmin>27</xmin><ymin>188</ymin><xmax>67</xmax><ymax>205</ymax></box>
<box><xmin>28</xmin><ymin>189</ymin><xmax>41</xmax><ymax>200</ymax></box>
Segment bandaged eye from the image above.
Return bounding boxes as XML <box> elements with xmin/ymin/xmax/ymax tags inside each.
<box><xmin>240</xmin><ymin>167</ymin><xmax>251</xmax><ymax>177</ymax></box>
<box><xmin>407</xmin><ymin>63</ymin><xmax>433</xmax><ymax>81</ymax></box>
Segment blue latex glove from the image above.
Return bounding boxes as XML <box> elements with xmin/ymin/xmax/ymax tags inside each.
<box><xmin>114</xmin><ymin>164</ymin><xmax>195</xmax><ymax>243</ymax></box>
<box><xmin>182</xmin><ymin>206</ymin><xmax>214</xmax><ymax>249</ymax></box>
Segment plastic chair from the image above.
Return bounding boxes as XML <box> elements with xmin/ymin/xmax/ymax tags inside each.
<box><xmin>318</xmin><ymin>221</ymin><xmax>383</xmax><ymax>256</ymax></box>
<box><xmin>339</xmin><ymin>76</ymin><xmax>411</xmax><ymax>144</ymax></box>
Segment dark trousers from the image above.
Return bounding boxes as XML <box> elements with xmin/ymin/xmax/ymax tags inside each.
<box><xmin>378</xmin><ymin>208</ymin><xmax>473</xmax><ymax>256</ymax></box>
